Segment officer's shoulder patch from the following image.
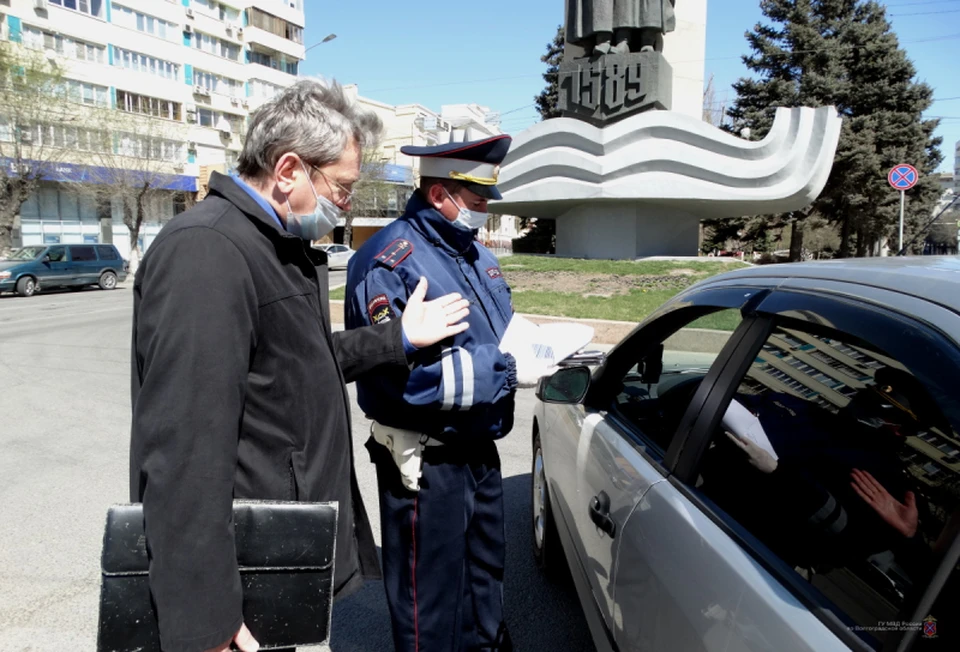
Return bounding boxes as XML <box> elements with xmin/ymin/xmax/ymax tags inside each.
<box><xmin>375</xmin><ymin>239</ymin><xmax>413</xmax><ymax>270</ymax></box>
<box><xmin>367</xmin><ymin>293</ymin><xmax>395</xmax><ymax>325</ymax></box>
<box><xmin>486</xmin><ymin>266</ymin><xmax>503</xmax><ymax>280</ymax></box>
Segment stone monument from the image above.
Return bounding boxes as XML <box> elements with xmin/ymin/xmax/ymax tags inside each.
<box><xmin>490</xmin><ymin>0</ymin><xmax>842</xmax><ymax>259</ymax></box>
<box><xmin>559</xmin><ymin>0</ymin><xmax>676</xmax><ymax>123</ymax></box>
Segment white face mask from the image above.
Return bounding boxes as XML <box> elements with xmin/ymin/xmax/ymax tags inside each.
<box><xmin>284</xmin><ymin>161</ymin><xmax>341</xmax><ymax>241</ymax></box>
<box><xmin>442</xmin><ymin>187</ymin><xmax>489</xmax><ymax>231</ymax></box>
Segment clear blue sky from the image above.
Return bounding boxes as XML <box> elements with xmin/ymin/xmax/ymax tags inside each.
<box><xmin>300</xmin><ymin>0</ymin><xmax>959</xmax><ymax>173</ymax></box>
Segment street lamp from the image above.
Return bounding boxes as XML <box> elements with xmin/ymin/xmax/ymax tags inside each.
<box><xmin>305</xmin><ymin>33</ymin><xmax>337</xmax><ymax>54</ymax></box>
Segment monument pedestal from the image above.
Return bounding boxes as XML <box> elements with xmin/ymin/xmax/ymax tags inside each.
<box><xmin>555</xmin><ymin>202</ymin><xmax>700</xmax><ymax>259</ymax></box>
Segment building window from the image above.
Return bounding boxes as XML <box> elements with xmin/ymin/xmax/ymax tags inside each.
<box><xmin>117</xmin><ymin>132</ymin><xmax>184</xmax><ymax>162</ymax></box>
<box><xmin>50</xmin><ymin>0</ymin><xmax>104</xmax><ymax>18</ymax></box>
<box><xmin>194</xmin><ymin>70</ymin><xmax>244</xmax><ymax>98</ymax></box>
<box><xmin>246</xmin><ymin>7</ymin><xmax>304</xmax><ymax>44</ymax></box>
<box><xmin>63</xmin><ymin>80</ymin><xmax>109</xmax><ymax>107</ymax></box>
<box><xmin>116</xmin><ymin>90</ymin><xmax>182</xmax><ymax>121</ymax></box>
<box><xmin>21</xmin><ymin>25</ymin><xmax>106</xmax><ymax>64</ymax></box>
<box><xmin>113</xmin><ymin>5</ymin><xmax>178</xmax><ymax>42</ymax></box>
<box><xmin>249</xmin><ymin>79</ymin><xmax>283</xmax><ymax>100</ymax></box>
<box><xmin>249</xmin><ymin>48</ymin><xmax>298</xmax><ymax>75</ymax></box>
<box><xmin>196</xmin><ymin>108</ymin><xmax>243</xmax><ymax>133</ymax></box>
<box><xmin>113</xmin><ymin>47</ymin><xmax>179</xmax><ymax>81</ymax></box>
<box><xmin>33</xmin><ymin>124</ymin><xmax>110</xmax><ymax>152</ymax></box>
<box><xmin>192</xmin><ymin>32</ymin><xmax>241</xmax><ymax>61</ymax></box>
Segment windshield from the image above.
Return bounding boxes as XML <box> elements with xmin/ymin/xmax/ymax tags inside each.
<box><xmin>3</xmin><ymin>246</ymin><xmax>46</xmax><ymax>261</ymax></box>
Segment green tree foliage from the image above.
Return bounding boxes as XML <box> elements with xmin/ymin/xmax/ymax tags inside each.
<box><xmin>535</xmin><ymin>25</ymin><xmax>565</xmax><ymax>121</ymax></box>
<box><xmin>720</xmin><ymin>0</ymin><xmax>941</xmax><ymax>259</ymax></box>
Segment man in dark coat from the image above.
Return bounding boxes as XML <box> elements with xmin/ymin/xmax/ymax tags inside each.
<box><xmin>129</xmin><ymin>80</ymin><xmax>470</xmax><ymax>652</ymax></box>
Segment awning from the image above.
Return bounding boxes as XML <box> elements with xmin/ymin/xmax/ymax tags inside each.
<box><xmin>2</xmin><ymin>157</ymin><xmax>198</xmax><ymax>192</ymax></box>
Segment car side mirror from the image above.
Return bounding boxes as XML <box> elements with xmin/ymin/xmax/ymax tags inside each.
<box><xmin>536</xmin><ymin>366</ymin><xmax>592</xmax><ymax>404</ymax></box>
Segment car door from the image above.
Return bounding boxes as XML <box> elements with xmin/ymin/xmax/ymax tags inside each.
<box><xmin>39</xmin><ymin>246</ymin><xmax>72</xmax><ymax>287</ymax></box>
<box><xmin>543</xmin><ymin>285</ymin><xmax>767</xmax><ymax>638</ymax></box>
<box><xmin>68</xmin><ymin>245</ymin><xmax>99</xmax><ymax>285</ymax></box>
<box><xmin>612</xmin><ymin>286</ymin><xmax>960</xmax><ymax>652</ymax></box>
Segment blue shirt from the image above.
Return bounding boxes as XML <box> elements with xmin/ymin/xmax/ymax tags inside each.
<box><xmin>230</xmin><ymin>173</ymin><xmax>284</xmax><ymax>230</ymax></box>
<box><xmin>229</xmin><ymin>173</ymin><xmax>417</xmax><ymax>355</ymax></box>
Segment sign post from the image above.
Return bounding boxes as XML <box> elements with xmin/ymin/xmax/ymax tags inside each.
<box><xmin>888</xmin><ymin>164</ymin><xmax>919</xmax><ymax>251</ymax></box>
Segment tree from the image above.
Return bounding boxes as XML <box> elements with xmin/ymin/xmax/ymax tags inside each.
<box><xmin>343</xmin><ymin>150</ymin><xmax>396</xmax><ymax>248</ymax></box>
<box><xmin>725</xmin><ymin>0</ymin><xmax>840</xmax><ymax>261</ymax></box>
<box><xmin>725</xmin><ymin>0</ymin><xmax>941</xmax><ymax>259</ymax></box>
<box><xmin>75</xmin><ymin>109</ymin><xmax>189</xmax><ymax>272</ymax></box>
<box><xmin>702</xmin><ymin>74</ymin><xmax>727</xmax><ymax>127</ymax></box>
<box><xmin>826</xmin><ymin>0</ymin><xmax>941</xmax><ymax>256</ymax></box>
<box><xmin>535</xmin><ymin>25</ymin><xmax>565</xmax><ymax>121</ymax></box>
<box><xmin>0</xmin><ymin>42</ymin><xmax>75</xmax><ymax>255</ymax></box>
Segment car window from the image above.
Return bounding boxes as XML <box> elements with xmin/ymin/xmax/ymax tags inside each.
<box><xmin>693</xmin><ymin>322</ymin><xmax>960</xmax><ymax>644</ymax></box>
<box><xmin>46</xmin><ymin>247</ymin><xmax>67</xmax><ymax>263</ymax></box>
<box><xmin>611</xmin><ymin>308</ymin><xmax>743</xmax><ymax>456</ymax></box>
<box><xmin>96</xmin><ymin>245</ymin><xmax>120</xmax><ymax>261</ymax></box>
<box><xmin>71</xmin><ymin>246</ymin><xmax>97</xmax><ymax>262</ymax></box>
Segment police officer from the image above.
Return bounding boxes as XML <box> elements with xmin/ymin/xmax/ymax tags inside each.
<box><xmin>345</xmin><ymin>134</ymin><xmax>540</xmax><ymax>651</ymax></box>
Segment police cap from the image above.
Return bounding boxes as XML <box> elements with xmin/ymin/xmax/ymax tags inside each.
<box><xmin>402</xmin><ymin>131</ymin><xmax>512</xmax><ymax>200</ymax></box>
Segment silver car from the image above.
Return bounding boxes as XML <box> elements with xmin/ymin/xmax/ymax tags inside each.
<box><xmin>532</xmin><ymin>257</ymin><xmax>960</xmax><ymax>652</ymax></box>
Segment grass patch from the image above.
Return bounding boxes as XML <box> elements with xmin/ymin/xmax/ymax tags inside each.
<box><xmin>329</xmin><ymin>255</ymin><xmax>747</xmax><ymax>330</ymax></box>
<box><xmin>330</xmin><ymin>286</ymin><xmax>346</xmax><ymax>300</ymax></box>
<box><xmin>501</xmin><ymin>255</ymin><xmax>748</xmax><ymax>276</ymax></box>
<box><xmin>510</xmin><ymin>288</ymin><xmax>679</xmax><ymax>322</ymax></box>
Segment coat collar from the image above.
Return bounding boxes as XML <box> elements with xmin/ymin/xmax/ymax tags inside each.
<box><xmin>207</xmin><ymin>171</ymin><xmax>325</xmax><ymax>266</ymax></box>
<box><xmin>402</xmin><ymin>192</ymin><xmax>477</xmax><ymax>255</ymax></box>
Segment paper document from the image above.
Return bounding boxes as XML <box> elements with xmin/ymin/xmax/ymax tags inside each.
<box><xmin>721</xmin><ymin>398</ymin><xmax>779</xmax><ymax>461</ymax></box>
<box><xmin>498</xmin><ymin>315</ymin><xmax>595</xmax><ymax>368</ymax></box>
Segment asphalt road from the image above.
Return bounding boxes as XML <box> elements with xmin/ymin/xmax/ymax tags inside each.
<box><xmin>0</xmin><ymin>285</ymin><xmax>594</xmax><ymax>651</ymax></box>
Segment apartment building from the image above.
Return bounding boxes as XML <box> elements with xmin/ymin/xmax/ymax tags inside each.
<box><xmin>1</xmin><ymin>0</ymin><xmax>305</xmax><ymax>259</ymax></box>
<box><xmin>340</xmin><ymin>84</ymin><xmax>521</xmax><ymax>250</ymax></box>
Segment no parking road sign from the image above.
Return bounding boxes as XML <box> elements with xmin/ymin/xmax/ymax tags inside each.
<box><xmin>889</xmin><ymin>164</ymin><xmax>919</xmax><ymax>191</ymax></box>
<box><xmin>889</xmin><ymin>163</ymin><xmax>920</xmax><ymax>253</ymax></box>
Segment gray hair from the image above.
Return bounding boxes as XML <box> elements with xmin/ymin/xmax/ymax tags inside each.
<box><xmin>237</xmin><ymin>79</ymin><xmax>382</xmax><ymax>180</ymax></box>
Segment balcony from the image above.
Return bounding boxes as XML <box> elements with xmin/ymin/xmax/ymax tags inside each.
<box><xmin>243</xmin><ymin>25</ymin><xmax>304</xmax><ymax>61</ymax></box>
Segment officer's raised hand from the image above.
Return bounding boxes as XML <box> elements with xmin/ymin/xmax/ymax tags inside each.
<box><xmin>401</xmin><ymin>276</ymin><xmax>470</xmax><ymax>348</ymax></box>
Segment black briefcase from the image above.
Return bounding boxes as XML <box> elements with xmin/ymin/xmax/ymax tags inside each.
<box><xmin>96</xmin><ymin>500</ymin><xmax>339</xmax><ymax>651</ymax></box>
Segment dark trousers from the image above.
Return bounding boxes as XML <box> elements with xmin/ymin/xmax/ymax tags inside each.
<box><xmin>367</xmin><ymin>437</ymin><xmax>512</xmax><ymax>652</ymax></box>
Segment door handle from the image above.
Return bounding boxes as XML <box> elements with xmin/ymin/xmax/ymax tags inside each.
<box><xmin>589</xmin><ymin>491</ymin><xmax>617</xmax><ymax>538</ymax></box>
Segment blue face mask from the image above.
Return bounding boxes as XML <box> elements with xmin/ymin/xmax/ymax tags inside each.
<box><xmin>285</xmin><ymin>161</ymin><xmax>341</xmax><ymax>241</ymax></box>
<box><xmin>443</xmin><ymin>187</ymin><xmax>489</xmax><ymax>231</ymax></box>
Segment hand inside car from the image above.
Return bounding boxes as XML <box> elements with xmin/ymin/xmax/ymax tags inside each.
<box><xmin>725</xmin><ymin>431</ymin><xmax>778</xmax><ymax>474</ymax></box>
<box><xmin>850</xmin><ymin>468</ymin><xmax>918</xmax><ymax>538</ymax></box>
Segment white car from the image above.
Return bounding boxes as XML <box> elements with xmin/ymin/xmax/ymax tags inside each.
<box><xmin>313</xmin><ymin>243</ymin><xmax>355</xmax><ymax>270</ymax></box>
<box><xmin>532</xmin><ymin>257</ymin><xmax>960</xmax><ymax>652</ymax></box>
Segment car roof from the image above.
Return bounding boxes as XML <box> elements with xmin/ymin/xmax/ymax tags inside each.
<box><xmin>701</xmin><ymin>256</ymin><xmax>960</xmax><ymax>312</ymax></box>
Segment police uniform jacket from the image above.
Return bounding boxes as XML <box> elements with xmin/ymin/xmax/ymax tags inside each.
<box><xmin>345</xmin><ymin>193</ymin><xmax>519</xmax><ymax>442</ymax></box>
<box><xmin>129</xmin><ymin>172</ymin><xmax>405</xmax><ymax>652</ymax></box>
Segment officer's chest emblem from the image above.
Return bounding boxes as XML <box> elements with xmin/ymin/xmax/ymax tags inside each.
<box><xmin>368</xmin><ymin>294</ymin><xmax>395</xmax><ymax>325</ymax></box>
<box><xmin>486</xmin><ymin>266</ymin><xmax>503</xmax><ymax>280</ymax></box>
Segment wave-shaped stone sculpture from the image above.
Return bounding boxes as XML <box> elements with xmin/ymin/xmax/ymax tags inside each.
<box><xmin>491</xmin><ymin>106</ymin><xmax>842</xmax><ymax>258</ymax></box>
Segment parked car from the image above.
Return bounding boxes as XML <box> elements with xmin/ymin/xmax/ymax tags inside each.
<box><xmin>0</xmin><ymin>244</ymin><xmax>128</xmax><ymax>297</ymax></box>
<box><xmin>312</xmin><ymin>243</ymin><xmax>355</xmax><ymax>270</ymax></box>
<box><xmin>532</xmin><ymin>257</ymin><xmax>960</xmax><ymax>652</ymax></box>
